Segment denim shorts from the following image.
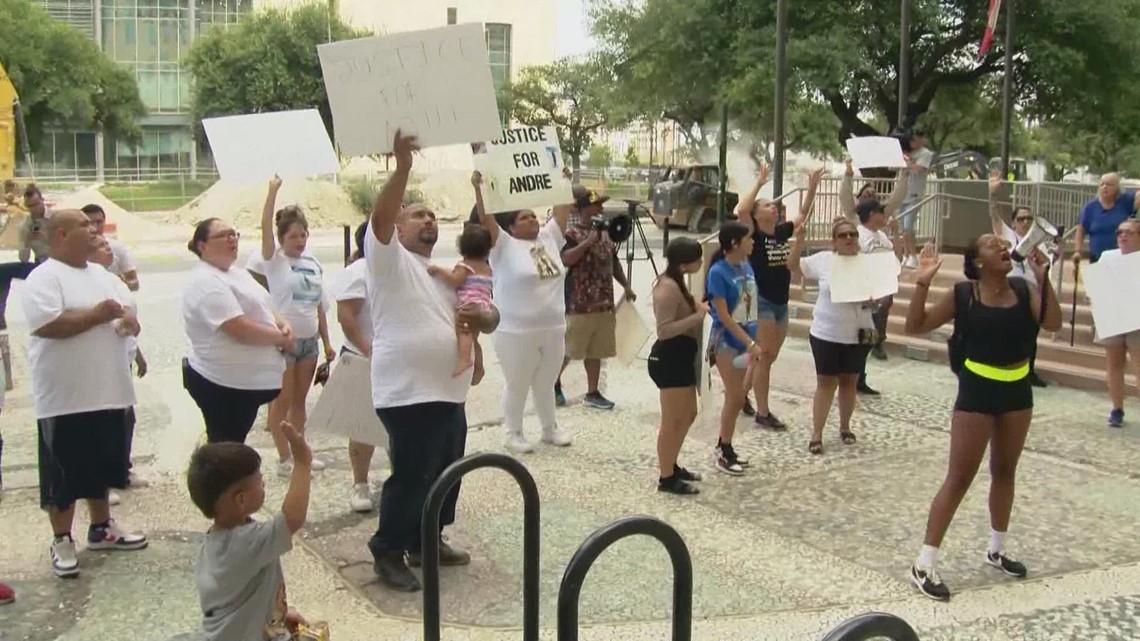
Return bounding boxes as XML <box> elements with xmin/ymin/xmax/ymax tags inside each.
<box><xmin>285</xmin><ymin>336</ymin><xmax>319</xmax><ymax>363</ymax></box>
<box><xmin>757</xmin><ymin>296</ymin><xmax>789</xmax><ymax>323</ymax></box>
<box><xmin>897</xmin><ymin>200</ymin><xmax>921</xmax><ymax>233</ymax></box>
<box><xmin>706</xmin><ymin>323</ymin><xmax>758</xmax><ymax>364</ymax></box>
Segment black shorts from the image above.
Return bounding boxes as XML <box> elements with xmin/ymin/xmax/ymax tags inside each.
<box><xmin>809</xmin><ymin>335</ymin><xmax>870</xmax><ymax>376</ymax></box>
<box><xmin>648</xmin><ymin>336</ymin><xmax>700</xmax><ymax>389</ymax></box>
<box><xmin>38</xmin><ymin>409</ymin><xmax>130</xmax><ymax>510</ymax></box>
<box><xmin>182</xmin><ymin>359</ymin><xmax>280</xmax><ymax>443</ymax></box>
<box><xmin>954</xmin><ymin>367</ymin><xmax>1033</xmax><ymax>415</ymax></box>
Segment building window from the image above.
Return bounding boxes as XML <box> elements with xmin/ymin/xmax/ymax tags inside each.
<box><xmin>196</xmin><ymin>0</ymin><xmax>252</xmax><ymax>32</ymax></box>
<box><xmin>447</xmin><ymin>7</ymin><xmax>456</xmax><ymax>25</ymax></box>
<box><xmin>485</xmin><ymin>23</ymin><xmax>511</xmax><ymax>91</ymax></box>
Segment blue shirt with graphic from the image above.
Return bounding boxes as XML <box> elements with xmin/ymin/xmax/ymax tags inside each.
<box><xmin>706</xmin><ymin>258</ymin><xmax>758</xmax><ymax>350</ymax></box>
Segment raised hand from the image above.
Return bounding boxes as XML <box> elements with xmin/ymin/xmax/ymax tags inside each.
<box><xmin>808</xmin><ymin>166</ymin><xmax>826</xmax><ymax>187</ymax></box>
<box><xmin>1028</xmin><ymin>248</ymin><xmax>1049</xmax><ymax>282</ymax></box>
<box><xmin>268</xmin><ymin>174</ymin><xmax>283</xmax><ymax>194</ymax></box>
<box><xmin>844</xmin><ymin>157</ymin><xmax>854</xmax><ymax>176</ymax></box>
<box><xmin>915</xmin><ymin>242</ymin><xmax>943</xmax><ymax>285</ymax></box>
<box><xmin>988</xmin><ymin>170</ymin><xmax>1002</xmax><ymax>195</ymax></box>
<box><xmin>471</xmin><ymin>170</ymin><xmax>483</xmax><ymax>189</ymax></box>
<box><xmin>391</xmin><ymin>130</ymin><xmax>420</xmax><ymax>170</ymax></box>
<box><xmin>757</xmin><ymin>163</ymin><xmax>770</xmax><ymax>184</ymax></box>
<box><xmin>280</xmin><ymin>421</ymin><xmax>312</xmax><ymax>468</ymax></box>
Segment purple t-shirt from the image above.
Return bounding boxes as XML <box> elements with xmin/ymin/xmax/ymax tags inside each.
<box><xmin>1080</xmin><ymin>191</ymin><xmax>1136</xmax><ymax>261</ymax></box>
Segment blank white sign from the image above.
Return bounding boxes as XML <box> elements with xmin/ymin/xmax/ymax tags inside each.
<box><xmin>846</xmin><ymin>136</ymin><xmax>907</xmax><ymax>170</ymax></box>
<box><xmin>203</xmin><ymin>110</ymin><xmax>339</xmax><ymax>184</ymax></box>
<box><xmin>317</xmin><ymin>23</ymin><xmax>502</xmax><ymax>156</ymax></box>
<box><xmin>1082</xmin><ymin>252</ymin><xmax>1140</xmax><ymax>339</ymax></box>
<box><xmin>829</xmin><ymin>251</ymin><xmax>902</xmax><ymax>303</ymax></box>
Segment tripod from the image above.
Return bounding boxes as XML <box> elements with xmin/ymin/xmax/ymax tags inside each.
<box><xmin>616</xmin><ymin>199</ymin><xmax>659</xmax><ymax>281</ymax></box>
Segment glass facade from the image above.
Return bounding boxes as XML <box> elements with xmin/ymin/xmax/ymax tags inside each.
<box><xmin>485</xmin><ymin>23</ymin><xmax>512</xmax><ymax>93</ymax></box>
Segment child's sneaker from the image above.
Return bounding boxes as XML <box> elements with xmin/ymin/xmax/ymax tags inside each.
<box><xmin>87</xmin><ymin>520</ymin><xmax>148</xmax><ymax>551</ymax></box>
<box><xmin>50</xmin><ymin>535</ymin><xmax>80</xmax><ymax>578</ymax></box>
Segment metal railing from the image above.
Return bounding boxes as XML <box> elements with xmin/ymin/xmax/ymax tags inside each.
<box><xmin>557</xmin><ymin>516</ymin><xmax>693</xmax><ymax>641</ymax></box>
<box><xmin>820</xmin><ymin>612</ymin><xmax>920</xmax><ymax>641</ymax></box>
<box><xmin>421</xmin><ymin>453</ymin><xmax>541</xmax><ymax>641</ymax></box>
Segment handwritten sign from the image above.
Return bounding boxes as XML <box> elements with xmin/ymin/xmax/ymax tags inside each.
<box><xmin>202</xmin><ymin>110</ymin><xmax>339</xmax><ymax>184</ymax></box>
<box><xmin>473</xmin><ymin>126</ymin><xmax>574</xmax><ymax>213</ymax></box>
<box><xmin>845</xmin><ymin>136</ymin><xmax>907</xmax><ymax>170</ymax></box>
<box><xmin>317</xmin><ymin>23</ymin><xmax>502</xmax><ymax>156</ymax></box>
<box><xmin>829</xmin><ymin>251</ymin><xmax>902</xmax><ymax>303</ymax></box>
<box><xmin>1082</xmin><ymin>251</ymin><xmax>1140</xmax><ymax>339</ymax></box>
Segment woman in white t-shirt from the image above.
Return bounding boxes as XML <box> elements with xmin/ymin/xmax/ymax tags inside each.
<box><xmin>471</xmin><ymin>170</ymin><xmax>574</xmax><ymax>453</ymax></box>
<box><xmin>1096</xmin><ymin>218</ymin><xmax>1140</xmax><ymax>427</ymax></box>
<box><xmin>788</xmin><ymin>219</ymin><xmax>876</xmax><ymax>455</ymax></box>
<box><xmin>182</xmin><ymin>218</ymin><xmax>290</xmax><ymax>443</ymax></box>
<box><xmin>260</xmin><ymin>177</ymin><xmax>335</xmax><ymax>475</ymax></box>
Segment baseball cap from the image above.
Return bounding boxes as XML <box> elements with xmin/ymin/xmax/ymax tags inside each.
<box><xmin>572</xmin><ymin>185</ymin><xmax>609</xmax><ymax>209</ymax></box>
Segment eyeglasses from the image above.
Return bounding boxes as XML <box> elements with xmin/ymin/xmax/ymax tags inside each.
<box><xmin>208</xmin><ymin>229</ymin><xmax>240</xmax><ymax>240</ymax></box>
<box><xmin>834</xmin><ymin>231</ymin><xmax>859</xmax><ymax>240</ymax></box>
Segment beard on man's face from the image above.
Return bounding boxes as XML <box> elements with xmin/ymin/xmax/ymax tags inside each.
<box><xmin>419</xmin><ymin>227</ymin><xmax>438</xmax><ymax>246</ymax></box>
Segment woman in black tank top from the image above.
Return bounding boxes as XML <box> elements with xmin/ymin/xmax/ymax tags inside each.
<box><xmin>902</xmin><ymin>235</ymin><xmax>1062</xmax><ymax>602</ymax></box>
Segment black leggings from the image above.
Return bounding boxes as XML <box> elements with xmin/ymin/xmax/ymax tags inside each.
<box><xmin>182</xmin><ymin>359</ymin><xmax>280</xmax><ymax>443</ymax></box>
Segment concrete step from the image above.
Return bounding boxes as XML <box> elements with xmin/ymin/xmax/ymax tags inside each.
<box><xmin>786</xmin><ymin>318</ymin><xmax>1126</xmax><ymax>393</ymax></box>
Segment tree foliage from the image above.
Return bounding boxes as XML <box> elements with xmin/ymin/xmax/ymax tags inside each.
<box><xmin>498</xmin><ymin>58</ymin><xmax>610</xmax><ymax>175</ymax></box>
<box><xmin>586</xmin><ymin>143</ymin><xmax>613</xmax><ymax>169</ymax></box>
<box><xmin>0</xmin><ymin>0</ymin><xmax>146</xmax><ymax>150</ymax></box>
<box><xmin>624</xmin><ymin>145</ymin><xmax>640</xmax><ymax>167</ymax></box>
<box><xmin>185</xmin><ymin>4</ymin><xmax>367</xmax><ymax>143</ymax></box>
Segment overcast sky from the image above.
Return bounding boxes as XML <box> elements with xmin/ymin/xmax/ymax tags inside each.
<box><xmin>556</xmin><ymin>0</ymin><xmax>598</xmax><ymax>57</ymax></box>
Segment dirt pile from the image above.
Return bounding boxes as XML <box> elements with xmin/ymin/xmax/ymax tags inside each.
<box><xmin>55</xmin><ymin>187</ymin><xmax>184</xmax><ymax>243</ymax></box>
<box><xmin>161</xmin><ymin>179</ymin><xmax>366</xmax><ymax>230</ymax></box>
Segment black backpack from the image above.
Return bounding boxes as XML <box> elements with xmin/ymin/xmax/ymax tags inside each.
<box><xmin>947</xmin><ymin>278</ymin><xmax>1036</xmax><ymax>375</ymax></box>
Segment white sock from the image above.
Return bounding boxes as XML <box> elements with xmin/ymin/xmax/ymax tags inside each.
<box><xmin>916</xmin><ymin>544</ymin><xmax>940</xmax><ymax>569</ymax></box>
<box><xmin>989</xmin><ymin>530</ymin><xmax>1006</xmax><ymax>555</ymax></box>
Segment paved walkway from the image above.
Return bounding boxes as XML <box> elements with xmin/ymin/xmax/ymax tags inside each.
<box><xmin>2</xmin><ymin>243</ymin><xmax>1139</xmax><ymax>641</ymax></box>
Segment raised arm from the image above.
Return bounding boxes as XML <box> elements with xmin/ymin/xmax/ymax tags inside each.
<box><xmin>371</xmin><ymin>132</ymin><xmax>420</xmax><ymax>245</ymax></box>
<box><xmin>261</xmin><ymin>175</ymin><xmax>281</xmax><ymax>261</ymax></box>
<box><xmin>787</xmin><ymin>223</ymin><xmax>806</xmax><ymax>275</ymax></box>
<box><xmin>793</xmin><ymin>167</ymin><xmax>825</xmax><ymax>228</ymax></box>
<box><xmin>734</xmin><ymin>164</ymin><xmax>769</xmax><ymax>231</ymax></box>
<box><xmin>905</xmin><ymin>245</ymin><xmax>955</xmax><ymax>334</ymax></box>
<box><xmin>840</xmin><ymin>159</ymin><xmax>856</xmax><ymax>220</ymax></box>
<box><xmin>1027</xmin><ymin>253</ymin><xmax>1063</xmax><ymax>332</ymax></box>
<box><xmin>884</xmin><ymin>167</ymin><xmax>909</xmax><ymax>217</ymax></box>
<box><xmin>552</xmin><ymin>166</ymin><xmax>575</xmax><ymax>233</ymax></box>
<box><xmin>471</xmin><ymin>171</ymin><xmax>499</xmax><ymax>246</ymax></box>
<box><xmin>987</xmin><ymin>171</ymin><xmax>1007</xmax><ymax>237</ymax></box>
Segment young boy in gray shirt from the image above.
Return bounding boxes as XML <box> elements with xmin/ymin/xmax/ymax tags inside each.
<box><xmin>187</xmin><ymin>421</ymin><xmax>312</xmax><ymax>640</ymax></box>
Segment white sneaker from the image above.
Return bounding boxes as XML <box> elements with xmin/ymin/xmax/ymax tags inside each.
<box><xmin>903</xmin><ymin>256</ymin><xmax>919</xmax><ymax>269</ymax></box>
<box><xmin>127</xmin><ymin>471</ymin><xmax>149</xmax><ymax>488</ymax></box>
<box><xmin>108</xmin><ymin>490</ymin><xmax>122</xmax><ymax>506</ymax></box>
<box><xmin>310</xmin><ymin>456</ymin><xmax>327</xmax><ymax>472</ymax></box>
<box><xmin>50</xmin><ymin>535</ymin><xmax>80</xmax><ymax>578</ymax></box>
<box><xmin>504</xmin><ymin>434</ymin><xmax>534</xmax><ymax>454</ymax></box>
<box><xmin>87</xmin><ymin>519</ymin><xmax>148</xmax><ymax>551</ymax></box>
<box><xmin>276</xmin><ymin>459</ymin><xmax>293</xmax><ymax>478</ymax></box>
<box><xmin>541</xmin><ymin>426</ymin><xmax>572</xmax><ymax>447</ymax></box>
<box><xmin>349</xmin><ymin>483</ymin><xmax>374</xmax><ymax>513</ymax></box>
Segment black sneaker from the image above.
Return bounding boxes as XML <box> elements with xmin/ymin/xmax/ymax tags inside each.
<box><xmin>674</xmin><ymin>465</ymin><xmax>703</xmax><ymax>482</ymax></box>
<box><xmin>910</xmin><ymin>564</ymin><xmax>950</xmax><ymax>601</ymax></box>
<box><xmin>871</xmin><ymin>345</ymin><xmax>888</xmax><ymax>361</ymax></box>
<box><xmin>1028</xmin><ymin>372</ymin><xmax>1048</xmax><ymax>388</ymax></box>
<box><xmin>741</xmin><ymin>397</ymin><xmax>756</xmax><ymax>417</ymax></box>
<box><xmin>373</xmin><ymin>552</ymin><xmax>421</xmax><ymax>592</ymax></box>
<box><xmin>856</xmin><ymin>381</ymin><xmax>881</xmax><ymax>396</ymax></box>
<box><xmin>554</xmin><ymin>381</ymin><xmax>567</xmax><ymax>407</ymax></box>
<box><xmin>407</xmin><ymin>539</ymin><xmax>472</xmax><ymax>568</ymax></box>
<box><xmin>1109</xmin><ymin>408</ymin><xmax>1125</xmax><ymax>428</ymax></box>
<box><xmin>985</xmin><ymin>551</ymin><xmax>1028</xmax><ymax>578</ymax></box>
<box><xmin>658</xmin><ymin>475</ymin><xmax>699</xmax><ymax>495</ymax></box>
<box><xmin>754</xmin><ymin>412</ymin><xmax>787</xmax><ymax>431</ymax></box>
<box><xmin>583</xmin><ymin>392</ymin><xmax>615</xmax><ymax>410</ymax></box>
<box><xmin>714</xmin><ymin>443</ymin><xmax>745</xmax><ymax>476</ymax></box>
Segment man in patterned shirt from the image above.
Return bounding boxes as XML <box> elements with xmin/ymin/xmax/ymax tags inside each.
<box><xmin>556</xmin><ymin>186</ymin><xmax>635</xmax><ymax>409</ymax></box>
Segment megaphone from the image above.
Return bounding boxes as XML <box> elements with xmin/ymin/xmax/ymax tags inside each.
<box><xmin>1012</xmin><ymin>217</ymin><xmax>1060</xmax><ymax>262</ymax></box>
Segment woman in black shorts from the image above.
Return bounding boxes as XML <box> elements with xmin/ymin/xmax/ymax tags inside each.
<box><xmin>648</xmin><ymin>238</ymin><xmax>709</xmax><ymax>495</ymax></box>
<box><xmin>904</xmin><ymin>236</ymin><xmax>1061</xmax><ymax>601</ymax></box>
<box><xmin>788</xmin><ymin>220</ymin><xmax>877</xmax><ymax>455</ymax></box>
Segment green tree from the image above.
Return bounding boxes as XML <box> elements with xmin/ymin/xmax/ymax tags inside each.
<box><xmin>499</xmin><ymin>58</ymin><xmax>610</xmax><ymax>177</ymax></box>
<box><xmin>185</xmin><ymin>3</ymin><xmax>367</xmax><ymax>144</ymax></box>
<box><xmin>0</xmin><ymin>0</ymin><xmax>146</xmax><ymax>150</ymax></box>
<box><xmin>623</xmin><ymin>145</ymin><xmax>640</xmax><ymax>167</ymax></box>
<box><xmin>586</xmin><ymin>143</ymin><xmax>613</xmax><ymax>169</ymax></box>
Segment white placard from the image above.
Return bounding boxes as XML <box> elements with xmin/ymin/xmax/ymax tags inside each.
<box><xmin>317</xmin><ymin>23</ymin><xmax>502</xmax><ymax>156</ymax></box>
<box><xmin>202</xmin><ymin>110</ymin><xmax>339</xmax><ymax>184</ymax></box>
<box><xmin>845</xmin><ymin>136</ymin><xmax>907</xmax><ymax>170</ymax></box>
<box><xmin>614</xmin><ymin>298</ymin><xmax>651</xmax><ymax>366</ymax></box>
<box><xmin>1082</xmin><ymin>252</ymin><xmax>1140</xmax><ymax>339</ymax></box>
<box><xmin>308</xmin><ymin>352</ymin><xmax>388</xmax><ymax>449</ymax></box>
<box><xmin>828</xmin><ymin>251</ymin><xmax>902</xmax><ymax>303</ymax></box>
<box><xmin>473</xmin><ymin>126</ymin><xmax>574</xmax><ymax>213</ymax></box>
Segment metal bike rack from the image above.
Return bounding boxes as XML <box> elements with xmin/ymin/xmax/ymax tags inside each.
<box><xmin>421</xmin><ymin>453</ymin><xmax>541</xmax><ymax>641</ymax></box>
<box><xmin>820</xmin><ymin>612</ymin><xmax>920</xmax><ymax>641</ymax></box>
<box><xmin>557</xmin><ymin>515</ymin><xmax>693</xmax><ymax>641</ymax></box>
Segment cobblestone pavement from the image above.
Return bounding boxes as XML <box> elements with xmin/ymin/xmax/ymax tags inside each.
<box><xmin>2</xmin><ymin>231</ymin><xmax>1140</xmax><ymax>641</ymax></box>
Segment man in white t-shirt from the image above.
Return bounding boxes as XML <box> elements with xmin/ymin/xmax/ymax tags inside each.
<box><xmin>364</xmin><ymin>132</ymin><xmax>499</xmax><ymax>592</ymax></box>
<box><xmin>897</xmin><ymin>129</ymin><xmax>934</xmax><ymax>269</ymax></box>
<box><xmin>21</xmin><ymin>210</ymin><xmax>148</xmax><ymax>580</ymax></box>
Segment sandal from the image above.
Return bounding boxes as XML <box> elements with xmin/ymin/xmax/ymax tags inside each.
<box><xmin>840</xmin><ymin>431</ymin><xmax>857</xmax><ymax>445</ymax></box>
<box><xmin>808</xmin><ymin>440</ymin><xmax>823</xmax><ymax>455</ymax></box>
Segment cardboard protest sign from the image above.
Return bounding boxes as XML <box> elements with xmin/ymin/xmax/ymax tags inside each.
<box><xmin>317</xmin><ymin>23</ymin><xmax>502</xmax><ymax>156</ymax></box>
<box><xmin>202</xmin><ymin>110</ymin><xmax>339</xmax><ymax>184</ymax></box>
<box><xmin>829</xmin><ymin>251</ymin><xmax>901</xmax><ymax>303</ymax></box>
<box><xmin>846</xmin><ymin>136</ymin><xmax>907</xmax><ymax>169</ymax></box>
<box><xmin>1082</xmin><ymin>251</ymin><xmax>1140</xmax><ymax>338</ymax></box>
<box><xmin>473</xmin><ymin>126</ymin><xmax>574</xmax><ymax>213</ymax></box>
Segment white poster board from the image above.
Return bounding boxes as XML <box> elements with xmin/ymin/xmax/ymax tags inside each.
<box><xmin>614</xmin><ymin>299</ymin><xmax>651</xmax><ymax>366</ymax></box>
<box><xmin>845</xmin><ymin>136</ymin><xmax>907</xmax><ymax>170</ymax></box>
<box><xmin>473</xmin><ymin>126</ymin><xmax>574</xmax><ymax>213</ymax></box>
<box><xmin>202</xmin><ymin>110</ymin><xmax>339</xmax><ymax>184</ymax></box>
<box><xmin>1082</xmin><ymin>252</ymin><xmax>1140</xmax><ymax>339</ymax></box>
<box><xmin>317</xmin><ymin>23</ymin><xmax>502</xmax><ymax>156</ymax></box>
<box><xmin>308</xmin><ymin>352</ymin><xmax>388</xmax><ymax>449</ymax></box>
<box><xmin>829</xmin><ymin>251</ymin><xmax>902</xmax><ymax>303</ymax></box>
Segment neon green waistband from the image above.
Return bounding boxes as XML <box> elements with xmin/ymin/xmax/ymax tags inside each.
<box><xmin>963</xmin><ymin>359</ymin><xmax>1030</xmax><ymax>382</ymax></box>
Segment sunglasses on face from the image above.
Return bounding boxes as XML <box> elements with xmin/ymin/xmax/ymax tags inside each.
<box><xmin>834</xmin><ymin>231</ymin><xmax>859</xmax><ymax>240</ymax></box>
<box><xmin>1014</xmin><ymin>216</ymin><xmax>1033</xmax><ymax>223</ymax></box>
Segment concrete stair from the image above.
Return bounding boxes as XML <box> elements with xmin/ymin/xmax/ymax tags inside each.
<box><xmin>787</xmin><ymin>256</ymin><xmax>1128</xmax><ymax>392</ymax></box>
